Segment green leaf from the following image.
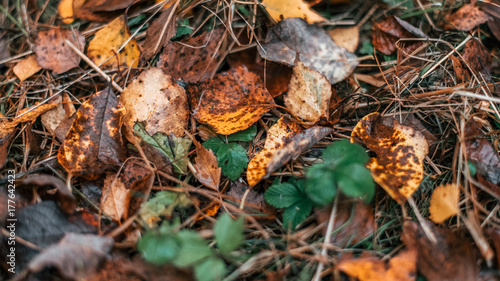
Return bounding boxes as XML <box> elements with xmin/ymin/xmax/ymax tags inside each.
<box><xmin>137</xmin><ymin>231</ymin><xmax>180</xmax><ymax>265</ymax></box>
<box><xmin>203</xmin><ymin>137</ymin><xmax>225</xmax><ymax>153</ymax></box>
<box><xmin>215</xmin><ymin>142</ymin><xmax>248</xmax><ymax>181</ymax></box>
<box><xmin>264</xmin><ymin>182</ymin><xmax>303</xmax><ymax>208</ymax></box>
<box><xmin>226</xmin><ymin>125</ymin><xmax>257</xmax><ymax>142</ymax></box>
<box><xmin>322</xmin><ymin>139</ymin><xmax>369</xmax><ymax>168</ymax></box>
<box><xmin>139</xmin><ymin>191</ymin><xmax>192</xmax><ymax>227</ymax></box>
<box><xmin>173</xmin><ymin>230</ymin><xmax>213</xmax><ymax>267</ymax></box>
<box><xmin>214</xmin><ymin>213</ymin><xmax>244</xmax><ymax>255</ymax></box>
<box><xmin>282</xmin><ymin>199</ymin><xmax>313</xmax><ymax>230</ymax></box>
<box><xmin>305</xmin><ymin>164</ymin><xmax>337</xmax><ymax>206</ymax></box>
<box><xmin>335</xmin><ymin>164</ymin><xmax>375</xmax><ymax>202</ymax></box>
<box><xmin>194</xmin><ymin>256</ymin><xmax>227</xmax><ymax>281</ymax></box>
<box><xmin>134</xmin><ymin>123</ymin><xmax>192</xmax><ymax>174</ymax></box>
<box><xmin>173</xmin><ymin>19</ymin><xmax>193</xmax><ymax>39</ymax></box>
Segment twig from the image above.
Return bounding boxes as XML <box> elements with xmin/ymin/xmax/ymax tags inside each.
<box><xmin>313</xmin><ymin>196</ymin><xmax>339</xmax><ymax>281</ymax></box>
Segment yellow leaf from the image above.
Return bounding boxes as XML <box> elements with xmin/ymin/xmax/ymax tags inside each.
<box><xmin>58</xmin><ymin>0</ymin><xmax>74</xmax><ymax>24</ymax></box>
<box><xmin>329</xmin><ymin>26</ymin><xmax>359</xmax><ymax>53</ymax></box>
<box><xmin>87</xmin><ymin>16</ymin><xmax>141</xmax><ymax>68</ymax></box>
<box><xmin>261</xmin><ymin>0</ymin><xmax>325</xmax><ymax>24</ymax></box>
<box><xmin>429</xmin><ymin>184</ymin><xmax>459</xmax><ymax>223</ymax></box>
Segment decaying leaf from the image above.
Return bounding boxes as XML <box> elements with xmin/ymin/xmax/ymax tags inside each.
<box><xmin>444</xmin><ymin>3</ymin><xmax>490</xmax><ymax>31</ymax></box>
<box><xmin>247</xmin><ymin>117</ymin><xmax>302</xmax><ymax>187</ymax></box>
<box><xmin>159</xmin><ymin>29</ymin><xmax>225</xmax><ymax>83</ymax></box>
<box><xmin>259</xmin><ymin>18</ymin><xmax>358</xmax><ymax>84</ymax></box>
<box><xmin>72</xmin><ymin>0</ymin><xmax>122</xmax><ymax>22</ymax></box>
<box><xmin>403</xmin><ymin>221</ymin><xmax>479</xmax><ymax>281</ymax></box>
<box><xmin>329</xmin><ymin>26</ymin><xmax>360</xmax><ymax>53</ymax></box>
<box><xmin>80</xmin><ymin>0</ymin><xmax>136</xmax><ymax>12</ymax></box>
<box><xmin>41</xmin><ymin>93</ymin><xmax>76</xmax><ymax>136</ymax></box>
<box><xmin>351</xmin><ymin>112</ymin><xmax>428</xmax><ymax>204</ymax></box>
<box><xmin>337</xmin><ymin>250</ymin><xmax>417</xmax><ymax>281</ymax></box>
<box><xmin>285</xmin><ymin>60</ymin><xmax>332</xmax><ymax>122</ymax></box>
<box><xmin>58</xmin><ymin>87</ymin><xmax>126</xmax><ymax>179</ymax></box>
<box><xmin>372</xmin><ymin>15</ymin><xmax>425</xmax><ymax>55</ymax></box>
<box><xmin>429</xmin><ymin>184</ymin><xmax>459</xmax><ymax>223</ymax></box>
<box><xmin>462</xmin><ymin>38</ymin><xmax>492</xmax><ymax>75</ymax></box>
<box><xmin>87</xmin><ymin>16</ymin><xmax>141</xmax><ymax>68</ymax></box>
<box><xmin>13</xmin><ymin>55</ymin><xmax>42</xmax><ymax>81</ymax></box>
<box><xmin>0</xmin><ymin>103</ymin><xmax>59</xmax><ymax>139</ymax></box>
<box><xmin>260</xmin><ymin>0</ymin><xmax>325</xmax><ymax>24</ymax></box>
<box><xmin>191</xmin><ymin>139</ymin><xmax>221</xmax><ymax>191</ymax></box>
<box><xmin>0</xmin><ymin>129</ymin><xmax>14</xmax><ymax>169</ymax></box>
<box><xmin>34</xmin><ymin>28</ymin><xmax>85</xmax><ymax>75</ymax></box>
<box><xmin>449</xmin><ymin>55</ymin><xmax>466</xmax><ymax>83</ymax></box>
<box><xmin>140</xmin><ymin>7</ymin><xmax>177</xmax><ymax>62</ymax></box>
<box><xmin>139</xmin><ymin>191</ymin><xmax>193</xmax><ymax>227</ymax></box>
<box><xmin>188</xmin><ymin>66</ymin><xmax>275</xmax><ymax>135</ymax></box>
<box><xmin>120</xmin><ymin>68</ymin><xmax>188</xmax><ymax>138</ymax></box>
<box><xmin>101</xmin><ymin>172</ymin><xmax>129</xmax><ymax>221</ymax></box>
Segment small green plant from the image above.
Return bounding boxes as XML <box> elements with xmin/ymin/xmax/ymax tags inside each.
<box><xmin>138</xmin><ymin>213</ymin><xmax>244</xmax><ymax>281</ymax></box>
<box><xmin>203</xmin><ymin>126</ymin><xmax>256</xmax><ymax>181</ymax></box>
<box><xmin>265</xmin><ymin>139</ymin><xmax>375</xmax><ymax>229</ymax></box>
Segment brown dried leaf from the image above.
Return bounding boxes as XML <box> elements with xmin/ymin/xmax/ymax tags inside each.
<box><xmin>351</xmin><ymin>113</ymin><xmax>428</xmax><ymax>204</ymax></box>
<box><xmin>449</xmin><ymin>55</ymin><xmax>466</xmax><ymax>83</ymax></box>
<box><xmin>41</xmin><ymin>93</ymin><xmax>76</xmax><ymax>136</ymax></box>
<box><xmin>120</xmin><ymin>68</ymin><xmax>188</xmax><ymax>138</ymax></box>
<box><xmin>82</xmin><ymin>0</ymin><xmax>136</xmax><ymax>12</ymax></box>
<box><xmin>285</xmin><ymin>60</ymin><xmax>332</xmax><ymax>122</ymax></box>
<box><xmin>337</xmin><ymin>249</ymin><xmax>417</xmax><ymax>281</ymax></box>
<box><xmin>101</xmin><ymin>172</ymin><xmax>129</xmax><ymax>220</ymax></box>
<box><xmin>72</xmin><ymin>0</ymin><xmax>121</xmax><ymax>22</ymax></box>
<box><xmin>403</xmin><ymin>221</ymin><xmax>479</xmax><ymax>281</ymax></box>
<box><xmin>462</xmin><ymin>38</ymin><xmax>492</xmax><ymax>75</ymax></box>
<box><xmin>429</xmin><ymin>184</ymin><xmax>459</xmax><ymax>223</ymax></box>
<box><xmin>140</xmin><ymin>7</ymin><xmax>177</xmax><ymax>62</ymax></box>
<box><xmin>34</xmin><ymin>28</ymin><xmax>85</xmax><ymax>75</ymax></box>
<box><xmin>192</xmin><ymin>140</ymin><xmax>221</xmax><ymax>190</ymax></box>
<box><xmin>444</xmin><ymin>3</ymin><xmax>490</xmax><ymax>31</ymax></box>
<box><xmin>13</xmin><ymin>55</ymin><xmax>42</xmax><ymax>81</ymax></box>
<box><xmin>227</xmin><ymin>180</ymin><xmax>275</xmax><ymax>219</ymax></box>
<box><xmin>247</xmin><ymin>117</ymin><xmax>302</xmax><ymax>187</ymax></box>
<box><xmin>0</xmin><ymin>103</ymin><xmax>58</xmax><ymax>139</ymax></box>
<box><xmin>188</xmin><ymin>66</ymin><xmax>275</xmax><ymax>135</ymax></box>
<box><xmin>58</xmin><ymin>87</ymin><xmax>126</xmax><ymax>179</ymax></box>
<box><xmin>259</xmin><ymin>18</ymin><xmax>358</xmax><ymax>84</ymax></box>
<box><xmin>0</xmin><ymin>130</ymin><xmax>14</xmax><ymax>169</ymax></box>
<box><xmin>159</xmin><ymin>29</ymin><xmax>225</xmax><ymax>83</ymax></box>
<box><xmin>260</xmin><ymin>0</ymin><xmax>326</xmax><ymax>24</ymax></box>
<box><xmin>329</xmin><ymin>26</ymin><xmax>359</xmax><ymax>53</ymax></box>
<box><xmin>123</xmin><ymin>159</ymin><xmax>155</xmax><ymax>219</ymax></box>
<box><xmin>372</xmin><ymin>15</ymin><xmax>425</xmax><ymax>55</ymax></box>
<box><xmin>87</xmin><ymin>16</ymin><xmax>141</xmax><ymax>68</ymax></box>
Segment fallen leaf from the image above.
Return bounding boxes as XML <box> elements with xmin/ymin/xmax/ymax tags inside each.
<box><xmin>265</xmin><ymin>126</ymin><xmax>334</xmax><ymax>179</ymax></box>
<box><xmin>72</xmin><ymin>0</ymin><xmax>122</xmax><ymax>22</ymax></box>
<box><xmin>351</xmin><ymin>112</ymin><xmax>428</xmax><ymax>204</ymax></box>
<box><xmin>260</xmin><ymin>0</ymin><xmax>325</xmax><ymax>24</ymax></box>
<box><xmin>58</xmin><ymin>0</ymin><xmax>74</xmax><ymax>24</ymax></box>
<box><xmin>13</xmin><ymin>55</ymin><xmax>42</xmax><ymax>81</ymax></box>
<box><xmin>285</xmin><ymin>60</ymin><xmax>332</xmax><ymax>122</ymax></box>
<box><xmin>403</xmin><ymin>221</ymin><xmax>479</xmax><ymax>281</ymax></box>
<box><xmin>58</xmin><ymin>87</ymin><xmax>126</xmax><ymax>179</ymax></box>
<box><xmin>140</xmin><ymin>7</ymin><xmax>177</xmax><ymax>62</ymax></box>
<box><xmin>247</xmin><ymin>117</ymin><xmax>302</xmax><ymax>187</ymax></box>
<box><xmin>444</xmin><ymin>2</ymin><xmax>490</xmax><ymax>31</ymax></box>
<box><xmin>372</xmin><ymin>15</ymin><xmax>425</xmax><ymax>55</ymax></box>
<box><xmin>40</xmin><ymin>93</ymin><xmax>76</xmax><ymax>136</ymax></box>
<box><xmin>488</xmin><ymin>17</ymin><xmax>500</xmax><ymax>41</ymax></box>
<box><xmin>259</xmin><ymin>18</ymin><xmax>358</xmax><ymax>84</ymax></box>
<box><xmin>101</xmin><ymin>172</ymin><xmax>129</xmax><ymax>220</ymax></box>
<box><xmin>0</xmin><ymin>103</ymin><xmax>59</xmax><ymax>139</ymax></box>
<box><xmin>159</xmin><ymin>29</ymin><xmax>225</xmax><ymax>83</ymax></box>
<box><xmin>188</xmin><ymin>66</ymin><xmax>275</xmax><ymax>135</ymax></box>
<box><xmin>120</xmin><ymin>68</ymin><xmax>189</xmax><ymax>138</ymax></box>
<box><xmin>34</xmin><ymin>28</ymin><xmax>85</xmax><ymax>74</ymax></box>
<box><xmin>82</xmin><ymin>0</ymin><xmax>136</xmax><ymax>12</ymax></box>
<box><xmin>329</xmin><ymin>26</ymin><xmax>359</xmax><ymax>53</ymax></box>
<box><xmin>26</xmin><ymin>233</ymin><xmax>113</xmax><ymax>280</ymax></box>
<box><xmin>0</xmin><ymin>129</ymin><xmax>14</xmax><ymax>169</ymax></box>
<box><xmin>337</xmin><ymin>250</ymin><xmax>417</xmax><ymax>281</ymax></box>
<box><xmin>124</xmin><ymin>166</ymin><xmax>155</xmax><ymax>219</ymax></box>
<box><xmin>139</xmin><ymin>191</ymin><xmax>193</xmax><ymax>227</ymax></box>
<box><xmin>462</xmin><ymin>38</ymin><xmax>492</xmax><ymax>76</ymax></box>
<box><xmin>191</xmin><ymin>139</ymin><xmax>221</xmax><ymax>191</ymax></box>
<box><xmin>429</xmin><ymin>183</ymin><xmax>459</xmax><ymax>223</ymax></box>
<box><xmin>87</xmin><ymin>16</ymin><xmax>141</xmax><ymax>68</ymax></box>
<box><xmin>450</xmin><ymin>55</ymin><xmax>466</xmax><ymax>83</ymax></box>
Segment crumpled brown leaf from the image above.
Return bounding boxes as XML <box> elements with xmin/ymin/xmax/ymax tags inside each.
<box><xmin>191</xmin><ymin>138</ymin><xmax>221</xmax><ymax>191</ymax></box>
<box><xmin>258</xmin><ymin>18</ymin><xmax>358</xmax><ymax>84</ymax></box>
<box><xmin>140</xmin><ymin>7</ymin><xmax>177</xmax><ymax>62</ymax></box>
<box><xmin>462</xmin><ymin>38</ymin><xmax>492</xmax><ymax>76</ymax></box>
<box><xmin>372</xmin><ymin>15</ymin><xmax>425</xmax><ymax>55</ymax></box>
<box><xmin>444</xmin><ymin>2</ymin><xmax>490</xmax><ymax>31</ymax></box>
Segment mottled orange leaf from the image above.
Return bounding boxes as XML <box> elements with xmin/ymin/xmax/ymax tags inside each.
<box><xmin>247</xmin><ymin>117</ymin><xmax>302</xmax><ymax>187</ymax></box>
<box><xmin>192</xmin><ymin>139</ymin><xmax>221</xmax><ymax>191</ymax></box>
<box><xmin>261</xmin><ymin>0</ymin><xmax>325</xmax><ymax>23</ymax></box>
<box><xmin>285</xmin><ymin>60</ymin><xmax>332</xmax><ymax>122</ymax></box>
<box><xmin>188</xmin><ymin>66</ymin><xmax>275</xmax><ymax>135</ymax></box>
<box><xmin>13</xmin><ymin>55</ymin><xmax>42</xmax><ymax>81</ymax></box>
<box><xmin>372</xmin><ymin>16</ymin><xmax>425</xmax><ymax>55</ymax></box>
<box><xmin>351</xmin><ymin>113</ymin><xmax>428</xmax><ymax>204</ymax></box>
<box><xmin>58</xmin><ymin>87</ymin><xmax>126</xmax><ymax>179</ymax></box>
<box><xmin>34</xmin><ymin>28</ymin><xmax>85</xmax><ymax>74</ymax></box>
<box><xmin>444</xmin><ymin>3</ymin><xmax>490</xmax><ymax>31</ymax></box>
<box><xmin>429</xmin><ymin>184</ymin><xmax>459</xmax><ymax>223</ymax></box>
<box><xmin>337</xmin><ymin>250</ymin><xmax>417</xmax><ymax>281</ymax></box>
<box><xmin>101</xmin><ymin>172</ymin><xmax>129</xmax><ymax>221</ymax></box>
<box><xmin>120</xmin><ymin>68</ymin><xmax>188</xmax><ymax>139</ymax></box>
<box><xmin>87</xmin><ymin>16</ymin><xmax>141</xmax><ymax>68</ymax></box>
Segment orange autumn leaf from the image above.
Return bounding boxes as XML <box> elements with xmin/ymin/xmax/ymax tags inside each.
<box><xmin>87</xmin><ymin>16</ymin><xmax>141</xmax><ymax>68</ymax></box>
<box><xmin>188</xmin><ymin>66</ymin><xmax>275</xmax><ymax>135</ymax></box>
<box><xmin>337</xmin><ymin>250</ymin><xmax>417</xmax><ymax>281</ymax></box>
<box><xmin>247</xmin><ymin>117</ymin><xmax>302</xmax><ymax>187</ymax></box>
<box><xmin>13</xmin><ymin>55</ymin><xmax>42</xmax><ymax>81</ymax></box>
<box><xmin>429</xmin><ymin>184</ymin><xmax>460</xmax><ymax>223</ymax></box>
<box><xmin>0</xmin><ymin>103</ymin><xmax>59</xmax><ymax>139</ymax></box>
<box><xmin>351</xmin><ymin>113</ymin><xmax>428</xmax><ymax>204</ymax></box>
<box><xmin>261</xmin><ymin>0</ymin><xmax>325</xmax><ymax>24</ymax></box>
<box><xmin>58</xmin><ymin>0</ymin><xmax>74</xmax><ymax>24</ymax></box>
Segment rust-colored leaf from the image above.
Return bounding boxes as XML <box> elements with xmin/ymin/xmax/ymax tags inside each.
<box><xmin>192</xmin><ymin>139</ymin><xmax>221</xmax><ymax>191</ymax></box>
<box><xmin>13</xmin><ymin>55</ymin><xmax>42</xmax><ymax>81</ymax></box>
<box><xmin>462</xmin><ymin>38</ymin><xmax>492</xmax><ymax>75</ymax></box>
<box><xmin>260</xmin><ymin>0</ymin><xmax>325</xmax><ymax>24</ymax></box>
<box><xmin>372</xmin><ymin>15</ymin><xmax>425</xmax><ymax>55</ymax></box>
<box><xmin>429</xmin><ymin>184</ymin><xmax>459</xmax><ymax>223</ymax></box>
<box><xmin>0</xmin><ymin>103</ymin><xmax>59</xmax><ymax>139</ymax></box>
<box><xmin>449</xmin><ymin>55</ymin><xmax>466</xmax><ymax>83</ymax></box>
<box><xmin>34</xmin><ymin>28</ymin><xmax>85</xmax><ymax>75</ymax></box>
<box><xmin>159</xmin><ymin>29</ymin><xmax>225</xmax><ymax>83</ymax></box>
<box><xmin>0</xmin><ymin>129</ymin><xmax>14</xmax><ymax>169</ymax></box>
<box><xmin>101</xmin><ymin>172</ymin><xmax>129</xmax><ymax>221</ymax></box>
<box><xmin>140</xmin><ymin>7</ymin><xmax>177</xmax><ymax>62</ymax></box>
<box><xmin>351</xmin><ymin>112</ymin><xmax>428</xmax><ymax>204</ymax></box>
<box><xmin>58</xmin><ymin>87</ymin><xmax>126</xmax><ymax>179</ymax></box>
<box><xmin>120</xmin><ymin>68</ymin><xmax>188</xmax><ymax>138</ymax></box>
<box><xmin>285</xmin><ymin>60</ymin><xmax>332</xmax><ymax>122</ymax></box>
<box><xmin>188</xmin><ymin>66</ymin><xmax>275</xmax><ymax>135</ymax></box>
<box><xmin>444</xmin><ymin>3</ymin><xmax>490</xmax><ymax>31</ymax></box>
<box><xmin>87</xmin><ymin>16</ymin><xmax>141</xmax><ymax>68</ymax></box>
<box><xmin>337</xmin><ymin>250</ymin><xmax>417</xmax><ymax>281</ymax></box>
<box><xmin>247</xmin><ymin>117</ymin><xmax>302</xmax><ymax>187</ymax></box>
